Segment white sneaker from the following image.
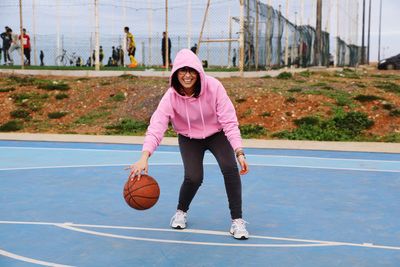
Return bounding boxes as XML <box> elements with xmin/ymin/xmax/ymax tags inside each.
<box><xmin>230</xmin><ymin>219</ymin><xmax>249</xmax><ymax>239</ymax></box>
<box><xmin>170</xmin><ymin>210</ymin><xmax>187</xmax><ymax>229</ymax></box>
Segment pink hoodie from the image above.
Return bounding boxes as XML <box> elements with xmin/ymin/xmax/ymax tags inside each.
<box><xmin>142</xmin><ymin>49</ymin><xmax>242</xmax><ymax>155</ymax></box>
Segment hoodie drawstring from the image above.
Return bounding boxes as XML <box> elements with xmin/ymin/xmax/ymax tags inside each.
<box><xmin>198</xmin><ymin>98</ymin><xmax>206</xmax><ymax>139</ymax></box>
<box><xmin>184</xmin><ymin>100</ymin><xmax>192</xmax><ymax>138</ymax></box>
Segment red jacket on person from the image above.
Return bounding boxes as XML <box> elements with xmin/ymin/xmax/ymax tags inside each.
<box><xmin>19</xmin><ymin>33</ymin><xmax>31</xmax><ymax>49</ymax></box>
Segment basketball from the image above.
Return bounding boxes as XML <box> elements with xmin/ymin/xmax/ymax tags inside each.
<box><xmin>123</xmin><ymin>174</ymin><xmax>160</xmax><ymax>210</ymax></box>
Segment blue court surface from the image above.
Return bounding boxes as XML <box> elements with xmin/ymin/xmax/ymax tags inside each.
<box><xmin>0</xmin><ymin>140</ymin><xmax>399</xmax><ymax>267</ymax></box>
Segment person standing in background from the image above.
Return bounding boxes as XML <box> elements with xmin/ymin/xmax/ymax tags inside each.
<box><xmin>8</xmin><ymin>29</ymin><xmax>21</xmax><ymax>65</ymax></box>
<box><xmin>1</xmin><ymin>27</ymin><xmax>12</xmax><ymax>65</ymax></box>
<box><xmin>39</xmin><ymin>50</ymin><xmax>44</xmax><ymax>66</ymax></box>
<box><xmin>19</xmin><ymin>28</ymin><xmax>31</xmax><ymax>65</ymax></box>
<box><xmin>99</xmin><ymin>45</ymin><xmax>104</xmax><ymax>66</ymax></box>
<box><xmin>124</xmin><ymin>26</ymin><xmax>137</xmax><ymax>68</ymax></box>
<box><xmin>232</xmin><ymin>48</ymin><xmax>237</xmax><ymax>68</ymax></box>
<box><xmin>161</xmin><ymin>31</ymin><xmax>172</xmax><ymax>68</ymax></box>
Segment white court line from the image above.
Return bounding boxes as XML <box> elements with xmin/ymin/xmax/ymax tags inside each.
<box><xmin>1</xmin><ymin>146</ymin><xmax>399</xmax><ymax>163</ymax></box>
<box><xmin>0</xmin><ymin>162</ymin><xmax>399</xmax><ymax>173</ymax></box>
<box><xmin>1</xmin><ymin>220</ymin><xmax>400</xmax><ymax>250</ymax></box>
<box><xmin>0</xmin><ymin>248</ymin><xmax>73</xmax><ymax>267</ymax></box>
<box><xmin>56</xmin><ymin>224</ymin><xmax>337</xmax><ymax>248</ymax></box>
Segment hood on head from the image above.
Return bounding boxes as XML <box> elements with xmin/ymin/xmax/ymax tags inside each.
<box><xmin>169</xmin><ymin>49</ymin><xmax>205</xmax><ymax>95</ymax></box>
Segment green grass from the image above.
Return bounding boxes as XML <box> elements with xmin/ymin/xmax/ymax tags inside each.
<box><xmin>303</xmin><ymin>88</ymin><xmax>354</xmax><ymax>107</ymax></box>
<box><xmin>75</xmin><ymin>110</ymin><xmax>111</xmax><ymax>125</ymax></box>
<box><xmin>374</xmin><ymin>81</ymin><xmax>400</xmax><ymax>94</ymax></box>
<box><xmin>11</xmin><ymin>92</ymin><xmax>49</xmax><ymax>111</ymax></box>
<box><xmin>240</xmin><ymin>108</ymin><xmax>253</xmax><ymax>118</ymax></box>
<box><xmin>334</xmin><ymin>68</ymin><xmax>361</xmax><ymax>79</ymax></box>
<box><xmin>7</xmin><ymin>75</ymin><xmax>37</xmax><ymax>86</ymax></box>
<box><xmin>369</xmin><ymin>74</ymin><xmax>400</xmax><ymax>80</ymax></box>
<box><xmin>298</xmin><ymin>70</ymin><xmax>312</xmax><ymax>77</ymax></box>
<box><xmin>110</xmin><ymin>92</ymin><xmax>126</xmax><ymax>102</ymax></box>
<box><xmin>379</xmin><ymin>133</ymin><xmax>400</xmax><ymax>142</ymax></box>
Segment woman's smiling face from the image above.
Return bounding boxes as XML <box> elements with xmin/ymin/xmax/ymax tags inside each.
<box><xmin>177</xmin><ymin>67</ymin><xmax>198</xmax><ymax>90</ymax></box>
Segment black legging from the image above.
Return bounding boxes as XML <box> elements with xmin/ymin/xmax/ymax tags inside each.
<box><xmin>177</xmin><ymin>131</ymin><xmax>243</xmax><ymax>219</ymax></box>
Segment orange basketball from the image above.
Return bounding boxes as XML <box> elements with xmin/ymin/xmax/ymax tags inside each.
<box><xmin>123</xmin><ymin>174</ymin><xmax>160</xmax><ymax>210</ymax></box>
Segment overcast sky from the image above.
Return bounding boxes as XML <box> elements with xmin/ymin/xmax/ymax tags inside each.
<box><xmin>0</xmin><ymin>0</ymin><xmax>398</xmax><ymax>62</ymax></box>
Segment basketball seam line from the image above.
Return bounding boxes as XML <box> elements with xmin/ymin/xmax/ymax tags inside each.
<box><xmin>128</xmin><ymin>195</ymin><xmax>159</xmax><ymax>199</ymax></box>
<box><xmin>128</xmin><ymin>195</ymin><xmax>146</xmax><ymax>210</ymax></box>
<box><xmin>129</xmin><ymin>183</ymin><xmax>159</xmax><ymax>194</ymax></box>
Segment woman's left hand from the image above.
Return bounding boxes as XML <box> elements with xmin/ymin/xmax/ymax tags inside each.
<box><xmin>237</xmin><ymin>155</ymin><xmax>249</xmax><ymax>175</ymax></box>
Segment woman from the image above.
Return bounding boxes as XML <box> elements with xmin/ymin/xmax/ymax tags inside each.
<box><xmin>129</xmin><ymin>49</ymin><xmax>249</xmax><ymax>239</ymax></box>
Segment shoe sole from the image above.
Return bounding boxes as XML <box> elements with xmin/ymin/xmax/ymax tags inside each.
<box><xmin>171</xmin><ymin>224</ymin><xmax>186</xmax><ymax>230</ymax></box>
<box><xmin>230</xmin><ymin>231</ymin><xmax>249</xmax><ymax>240</ymax></box>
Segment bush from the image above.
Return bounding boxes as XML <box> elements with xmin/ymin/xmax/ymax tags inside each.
<box><xmin>48</xmin><ymin>111</ymin><xmax>68</xmax><ymax>119</ymax></box>
<box><xmin>105</xmin><ymin>118</ymin><xmax>148</xmax><ymax>135</ymax></box>
<box><xmin>276</xmin><ymin>72</ymin><xmax>293</xmax><ymax>80</ymax></box>
<box><xmin>119</xmin><ymin>74</ymin><xmax>138</xmax><ymax>79</ymax></box>
<box><xmin>0</xmin><ymin>120</ymin><xmax>23</xmax><ymax>132</ymax></box>
<box><xmin>285</xmin><ymin>96</ymin><xmax>296</xmax><ymax>103</ymax></box>
<box><xmin>235</xmin><ymin>97</ymin><xmax>247</xmax><ymax>103</ymax></box>
<box><xmin>354</xmin><ymin>94</ymin><xmax>382</xmax><ymax>102</ymax></box>
<box><xmin>260</xmin><ymin>111</ymin><xmax>271</xmax><ymax>117</ymax></box>
<box><xmin>38</xmin><ymin>82</ymin><xmax>70</xmax><ymax>91</ymax></box>
<box><xmin>287</xmin><ymin>87</ymin><xmax>302</xmax><ymax>93</ymax></box>
<box><xmin>10</xmin><ymin>109</ymin><xmax>31</xmax><ymax>119</ymax></box>
<box><xmin>382</xmin><ymin>103</ymin><xmax>395</xmax><ymax>110</ymax></box>
<box><xmin>55</xmin><ymin>93</ymin><xmax>69</xmax><ymax>100</ymax></box>
<box><xmin>389</xmin><ymin>109</ymin><xmax>400</xmax><ymax>117</ymax></box>
<box><xmin>273</xmin><ymin>111</ymin><xmax>373</xmax><ymax>141</ymax></box>
<box><xmin>294</xmin><ymin>116</ymin><xmax>320</xmax><ymax>127</ymax></box>
<box><xmin>333</xmin><ymin>111</ymin><xmax>374</xmax><ymax>136</ymax></box>
<box><xmin>239</xmin><ymin>124</ymin><xmax>267</xmax><ymax>138</ymax></box>
<box><xmin>0</xmin><ymin>87</ymin><xmax>15</xmax><ymax>92</ymax></box>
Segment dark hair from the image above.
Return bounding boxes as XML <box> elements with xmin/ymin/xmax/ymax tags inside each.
<box><xmin>124</xmin><ymin>26</ymin><xmax>129</xmax><ymax>31</ymax></box>
<box><xmin>171</xmin><ymin>69</ymin><xmax>201</xmax><ymax>98</ymax></box>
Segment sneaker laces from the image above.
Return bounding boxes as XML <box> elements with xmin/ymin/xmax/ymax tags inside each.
<box><xmin>170</xmin><ymin>210</ymin><xmax>186</xmax><ymax>224</ymax></box>
<box><xmin>232</xmin><ymin>218</ymin><xmax>248</xmax><ymax>231</ymax></box>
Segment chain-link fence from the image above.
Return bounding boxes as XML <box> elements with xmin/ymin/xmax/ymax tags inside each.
<box><xmin>1</xmin><ymin>0</ymin><xmax>364</xmax><ymax>69</ymax></box>
<box><xmin>244</xmin><ymin>0</ymin><xmax>361</xmax><ymax>69</ymax></box>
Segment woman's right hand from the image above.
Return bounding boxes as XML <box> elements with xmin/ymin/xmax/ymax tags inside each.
<box><xmin>127</xmin><ymin>151</ymin><xmax>150</xmax><ymax>179</ymax></box>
